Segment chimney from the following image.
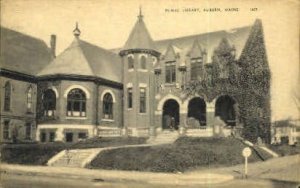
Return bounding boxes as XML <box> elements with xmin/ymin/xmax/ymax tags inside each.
<box><xmin>50</xmin><ymin>34</ymin><xmax>56</xmax><ymax>57</ymax></box>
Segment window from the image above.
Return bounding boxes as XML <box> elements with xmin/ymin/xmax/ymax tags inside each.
<box><xmin>140</xmin><ymin>56</ymin><xmax>146</xmax><ymax>69</ymax></box>
<box><xmin>78</xmin><ymin>132</ymin><xmax>87</xmax><ymax>139</ymax></box>
<box><xmin>128</xmin><ymin>56</ymin><xmax>134</xmax><ymax>69</ymax></box>
<box><xmin>165</xmin><ymin>61</ymin><xmax>176</xmax><ymax>83</ymax></box>
<box><xmin>43</xmin><ymin>89</ymin><xmax>56</xmax><ymax>117</ymax></box>
<box><xmin>65</xmin><ymin>133</ymin><xmax>73</xmax><ymax>142</ymax></box>
<box><xmin>25</xmin><ymin>123</ymin><xmax>31</xmax><ymax>140</ymax></box>
<box><xmin>190</xmin><ymin>57</ymin><xmax>203</xmax><ymax>80</ymax></box>
<box><xmin>27</xmin><ymin>86</ymin><xmax>33</xmax><ymax>112</ymax></box>
<box><xmin>3</xmin><ymin>121</ymin><xmax>9</xmax><ymax>140</ymax></box>
<box><xmin>49</xmin><ymin>132</ymin><xmax>55</xmax><ymax>142</ymax></box>
<box><xmin>139</xmin><ymin>88</ymin><xmax>146</xmax><ymax>113</ymax></box>
<box><xmin>219</xmin><ymin>63</ymin><xmax>229</xmax><ymax>78</ymax></box>
<box><xmin>103</xmin><ymin>93</ymin><xmax>113</xmax><ymax>119</ymax></box>
<box><xmin>128</xmin><ymin>88</ymin><xmax>133</xmax><ymax>108</ymax></box>
<box><xmin>67</xmin><ymin>89</ymin><xmax>86</xmax><ymax>117</ymax></box>
<box><xmin>4</xmin><ymin>82</ymin><xmax>11</xmax><ymax>111</ymax></box>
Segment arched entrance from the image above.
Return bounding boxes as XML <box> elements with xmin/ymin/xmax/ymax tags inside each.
<box><xmin>162</xmin><ymin>99</ymin><xmax>180</xmax><ymax>130</ymax></box>
<box><xmin>215</xmin><ymin>95</ymin><xmax>237</xmax><ymax>126</ymax></box>
<box><xmin>187</xmin><ymin>98</ymin><xmax>206</xmax><ymax>127</ymax></box>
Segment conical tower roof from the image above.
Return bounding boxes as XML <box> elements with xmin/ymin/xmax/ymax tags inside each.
<box><xmin>120</xmin><ymin>8</ymin><xmax>159</xmax><ymax>56</ymax></box>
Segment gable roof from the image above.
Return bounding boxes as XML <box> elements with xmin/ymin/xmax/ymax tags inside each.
<box><xmin>122</xmin><ymin>15</ymin><xmax>155</xmax><ymax>51</ymax></box>
<box><xmin>112</xmin><ymin>21</ymin><xmax>255</xmax><ymax>64</ymax></box>
<box><xmin>38</xmin><ymin>37</ymin><xmax>122</xmax><ymax>83</ymax></box>
<box><xmin>0</xmin><ymin>26</ymin><xmax>53</xmax><ymax>75</ymax></box>
<box><xmin>155</xmin><ymin>25</ymin><xmax>252</xmax><ymax>63</ymax></box>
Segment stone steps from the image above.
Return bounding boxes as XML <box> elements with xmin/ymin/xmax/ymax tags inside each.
<box><xmin>48</xmin><ymin>149</ymin><xmax>101</xmax><ymax>168</ymax></box>
<box><xmin>147</xmin><ymin>131</ymin><xmax>179</xmax><ymax>145</ymax></box>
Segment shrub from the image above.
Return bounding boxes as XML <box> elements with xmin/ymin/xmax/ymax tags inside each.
<box><xmin>90</xmin><ymin>137</ymin><xmax>264</xmax><ymax>172</ymax></box>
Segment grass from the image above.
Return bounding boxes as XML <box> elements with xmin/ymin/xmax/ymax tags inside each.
<box><xmin>90</xmin><ymin>137</ymin><xmax>269</xmax><ymax>172</ymax></box>
<box><xmin>0</xmin><ymin>137</ymin><xmax>147</xmax><ymax>165</ymax></box>
<box><xmin>267</xmin><ymin>144</ymin><xmax>300</xmax><ymax>156</ymax></box>
<box><xmin>0</xmin><ymin>142</ymin><xmax>67</xmax><ymax>165</ymax></box>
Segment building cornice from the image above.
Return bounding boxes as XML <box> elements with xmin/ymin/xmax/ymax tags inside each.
<box><xmin>37</xmin><ymin>74</ymin><xmax>123</xmax><ymax>89</ymax></box>
<box><xmin>0</xmin><ymin>68</ymin><xmax>37</xmax><ymax>83</ymax></box>
<box><xmin>0</xmin><ymin>68</ymin><xmax>123</xmax><ymax>89</ymax></box>
<box><xmin>119</xmin><ymin>49</ymin><xmax>160</xmax><ymax>57</ymax></box>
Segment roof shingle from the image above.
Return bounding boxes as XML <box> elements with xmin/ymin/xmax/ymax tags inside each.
<box><xmin>0</xmin><ymin>27</ymin><xmax>53</xmax><ymax>75</ymax></box>
<box><xmin>38</xmin><ymin>37</ymin><xmax>122</xmax><ymax>83</ymax></box>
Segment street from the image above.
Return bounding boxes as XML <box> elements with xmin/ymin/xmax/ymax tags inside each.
<box><xmin>1</xmin><ymin>173</ymin><xmax>298</xmax><ymax>188</ymax></box>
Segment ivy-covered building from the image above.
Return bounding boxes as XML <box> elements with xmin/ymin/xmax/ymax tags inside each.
<box><xmin>1</xmin><ymin>11</ymin><xmax>270</xmax><ymax>143</ymax></box>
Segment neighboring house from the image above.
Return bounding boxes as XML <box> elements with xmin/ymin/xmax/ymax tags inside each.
<box><xmin>1</xmin><ymin>10</ymin><xmax>271</xmax><ymax>143</ymax></box>
<box><xmin>271</xmin><ymin>119</ymin><xmax>300</xmax><ymax>145</ymax></box>
<box><xmin>0</xmin><ymin>27</ymin><xmax>53</xmax><ymax>143</ymax></box>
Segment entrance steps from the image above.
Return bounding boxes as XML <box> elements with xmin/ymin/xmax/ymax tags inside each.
<box><xmin>147</xmin><ymin>130</ymin><xmax>179</xmax><ymax>145</ymax></box>
<box><xmin>47</xmin><ymin>148</ymin><xmax>102</xmax><ymax>168</ymax></box>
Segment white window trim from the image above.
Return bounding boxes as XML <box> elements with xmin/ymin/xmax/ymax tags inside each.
<box><xmin>47</xmin><ymin>86</ymin><xmax>59</xmax><ymax>98</ymax></box>
<box><xmin>66</xmin><ymin>117</ymin><xmax>87</xmax><ymax>120</ymax></box>
<box><xmin>100</xmin><ymin>89</ymin><xmax>116</xmax><ymax>103</ymax></box>
<box><xmin>63</xmin><ymin>85</ymin><xmax>90</xmax><ymax>99</ymax></box>
<box><xmin>126</xmin><ymin>83</ymin><xmax>133</xmax><ymax>88</ymax></box>
<box><xmin>101</xmin><ymin>119</ymin><xmax>115</xmax><ymax>122</ymax></box>
<box><xmin>139</xmin><ymin>83</ymin><xmax>147</xmax><ymax>87</ymax></box>
<box><xmin>137</xmin><ymin>69</ymin><xmax>148</xmax><ymax>72</ymax></box>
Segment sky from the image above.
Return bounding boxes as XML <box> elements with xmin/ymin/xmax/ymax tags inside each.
<box><xmin>1</xmin><ymin>0</ymin><xmax>299</xmax><ymax>121</ymax></box>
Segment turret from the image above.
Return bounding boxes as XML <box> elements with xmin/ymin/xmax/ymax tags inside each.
<box><xmin>119</xmin><ymin>8</ymin><xmax>160</xmax><ymax>136</ymax></box>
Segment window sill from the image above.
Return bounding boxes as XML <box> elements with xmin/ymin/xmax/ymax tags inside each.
<box><xmin>128</xmin><ymin>69</ymin><xmax>134</xmax><ymax>72</ymax></box>
<box><xmin>66</xmin><ymin>117</ymin><xmax>87</xmax><ymax>120</ymax></box>
<box><xmin>139</xmin><ymin>112</ymin><xmax>147</xmax><ymax>115</ymax></box>
<box><xmin>137</xmin><ymin>69</ymin><xmax>148</xmax><ymax>72</ymax></box>
<box><xmin>164</xmin><ymin>83</ymin><xmax>176</xmax><ymax>86</ymax></box>
<box><xmin>101</xmin><ymin>119</ymin><xmax>114</xmax><ymax>122</ymax></box>
<box><xmin>127</xmin><ymin>108</ymin><xmax>133</xmax><ymax>111</ymax></box>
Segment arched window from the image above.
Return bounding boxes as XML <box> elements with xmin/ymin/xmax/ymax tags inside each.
<box><xmin>140</xmin><ymin>56</ymin><xmax>146</xmax><ymax>69</ymax></box>
<box><xmin>27</xmin><ymin>86</ymin><xmax>33</xmax><ymax>112</ymax></box>
<box><xmin>43</xmin><ymin>89</ymin><xmax>56</xmax><ymax>117</ymax></box>
<box><xmin>4</xmin><ymin>82</ymin><xmax>11</xmax><ymax>111</ymax></box>
<box><xmin>128</xmin><ymin>56</ymin><xmax>134</xmax><ymax>69</ymax></box>
<box><xmin>103</xmin><ymin>93</ymin><xmax>113</xmax><ymax>119</ymax></box>
<box><xmin>67</xmin><ymin>89</ymin><xmax>86</xmax><ymax>117</ymax></box>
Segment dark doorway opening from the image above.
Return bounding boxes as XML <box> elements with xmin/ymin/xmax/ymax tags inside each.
<box><xmin>162</xmin><ymin>99</ymin><xmax>180</xmax><ymax>130</ymax></box>
<box><xmin>187</xmin><ymin>98</ymin><xmax>206</xmax><ymax>126</ymax></box>
<box><xmin>215</xmin><ymin>95</ymin><xmax>237</xmax><ymax>126</ymax></box>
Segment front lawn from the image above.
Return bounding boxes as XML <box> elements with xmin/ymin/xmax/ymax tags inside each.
<box><xmin>267</xmin><ymin>144</ymin><xmax>300</xmax><ymax>156</ymax></box>
<box><xmin>0</xmin><ymin>137</ymin><xmax>147</xmax><ymax>165</ymax></box>
<box><xmin>90</xmin><ymin>137</ymin><xmax>267</xmax><ymax>172</ymax></box>
<box><xmin>0</xmin><ymin>142</ymin><xmax>67</xmax><ymax>165</ymax></box>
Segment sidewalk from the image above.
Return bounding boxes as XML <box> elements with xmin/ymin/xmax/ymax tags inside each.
<box><xmin>0</xmin><ymin>163</ymin><xmax>233</xmax><ymax>185</ymax></box>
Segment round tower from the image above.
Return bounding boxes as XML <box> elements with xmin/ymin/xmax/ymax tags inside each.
<box><xmin>119</xmin><ymin>8</ymin><xmax>160</xmax><ymax>137</ymax></box>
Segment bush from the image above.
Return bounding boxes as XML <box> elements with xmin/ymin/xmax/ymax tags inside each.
<box><xmin>0</xmin><ymin>142</ymin><xmax>68</xmax><ymax>165</ymax></box>
<box><xmin>90</xmin><ymin>137</ymin><xmax>264</xmax><ymax>172</ymax></box>
<box><xmin>267</xmin><ymin>144</ymin><xmax>300</xmax><ymax>156</ymax></box>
